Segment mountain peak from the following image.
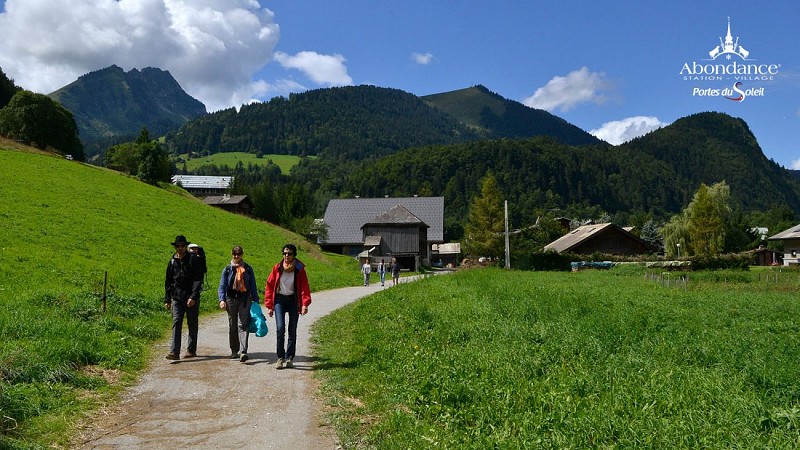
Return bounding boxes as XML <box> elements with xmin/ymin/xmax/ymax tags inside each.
<box><xmin>49</xmin><ymin>65</ymin><xmax>206</xmax><ymax>158</ymax></box>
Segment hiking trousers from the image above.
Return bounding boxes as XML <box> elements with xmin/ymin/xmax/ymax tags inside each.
<box><xmin>225</xmin><ymin>296</ymin><xmax>251</xmax><ymax>354</ymax></box>
<box><xmin>170</xmin><ymin>297</ymin><xmax>199</xmax><ymax>354</ymax></box>
<box><xmin>274</xmin><ymin>293</ymin><xmax>299</xmax><ymax>360</ymax></box>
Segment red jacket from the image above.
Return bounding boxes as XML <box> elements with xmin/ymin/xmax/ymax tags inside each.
<box><xmin>263</xmin><ymin>259</ymin><xmax>312</xmax><ymax>311</ymax></box>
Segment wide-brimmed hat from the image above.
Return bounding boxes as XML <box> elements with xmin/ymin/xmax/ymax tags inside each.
<box><xmin>171</xmin><ymin>235</ymin><xmax>190</xmax><ymax>246</ymax></box>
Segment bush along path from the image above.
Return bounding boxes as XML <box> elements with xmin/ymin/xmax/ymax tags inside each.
<box><xmin>75</xmin><ymin>282</ymin><xmax>400</xmax><ymax>449</ymax></box>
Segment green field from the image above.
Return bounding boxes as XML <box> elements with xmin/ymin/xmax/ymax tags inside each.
<box><xmin>314</xmin><ymin>267</ymin><xmax>800</xmax><ymax>448</ymax></box>
<box><xmin>0</xmin><ymin>145</ymin><xmax>354</xmax><ymax>448</ymax></box>
<box><xmin>181</xmin><ymin>151</ymin><xmax>309</xmax><ymax>174</ymax></box>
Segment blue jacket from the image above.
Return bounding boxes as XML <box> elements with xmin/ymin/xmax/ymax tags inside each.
<box><xmin>217</xmin><ymin>262</ymin><xmax>259</xmax><ymax>302</ymax></box>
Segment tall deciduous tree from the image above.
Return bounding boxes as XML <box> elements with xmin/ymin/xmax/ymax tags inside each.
<box><xmin>464</xmin><ymin>174</ymin><xmax>505</xmax><ymax>259</ymax></box>
<box><xmin>0</xmin><ymin>67</ymin><xmax>19</xmax><ymax>109</ymax></box>
<box><xmin>663</xmin><ymin>181</ymin><xmax>731</xmax><ymax>257</ymax></box>
<box><xmin>0</xmin><ymin>90</ymin><xmax>84</xmax><ymax>160</ymax></box>
<box><xmin>662</xmin><ymin>213</ymin><xmax>689</xmax><ymax>258</ymax></box>
<box><xmin>687</xmin><ymin>182</ymin><xmax>730</xmax><ymax>256</ymax></box>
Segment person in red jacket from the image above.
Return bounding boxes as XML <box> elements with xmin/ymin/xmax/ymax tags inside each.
<box><xmin>263</xmin><ymin>243</ymin><xmax>311</xmax><ymax>369</ymax></box>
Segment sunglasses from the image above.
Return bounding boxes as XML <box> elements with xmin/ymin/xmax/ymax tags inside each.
<box><xmin>232</xmin><ymin>253</ymin><xmax>243</xmax><ymax>257</ymax></box>
<box><xmin>283</xmin><ymin>252</ymin><xmax>294</xmax><ymax>256</ymax></box>
<box><xmin>174</xmin><ymin>244</ymin><xmax>186</xmax><ymax>248</ymax></box>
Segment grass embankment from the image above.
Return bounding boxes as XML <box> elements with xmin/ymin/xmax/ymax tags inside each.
<box><xmin>0</xmin><ymin>145</ymin><xmax>355</xmax><ymax>449</ymax></box>
<box><xmin>314</xmin><ymin>267</ymin><xmax>800</xmax><ymax>448</ymax></box>
<box><xmin>181</xmin><ymin>151</ymin><xmax>310</xmax><ymax>174</ymax></box>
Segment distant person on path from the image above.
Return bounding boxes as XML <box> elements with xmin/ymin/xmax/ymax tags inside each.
<box><xmin>218</xmin><ymin>245</ymin><xmax>259</xmax><ymax>363</ymax></box>
<box><xmin>361</xmin><ymin>258</ymin><xmax>371</xmax><ymax>286</ymax></box>
<box><xmin>390</xmin><ymin>257</ymin><xmax>401</xmax><ymax>286</ymax></box>
<box><xmin>264</xmin><ymin>244</ymin><xmax>312</xmax><ymax>369</ymax></box>
<box><xmin>377</xmin><ymin>258</ymin><xmax>386</xmax><ymax>287</ymax></box>
<box><xmin>164</xmin><ymin>235</ymin><xmax>204</xmax><ymax>360</ymax></box>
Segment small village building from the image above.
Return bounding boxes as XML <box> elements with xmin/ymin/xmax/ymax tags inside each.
<box><xmin>768</xmin><ymin>224</ymin><xmax>800</xmax><ymax>265</ymax></box>
<box><xmin>320</xmin><ymin>196</ymin><xmax>444</xmax><ymax>271</ymax></box>
<box><xmin>203</xmin><ymin>194</ymin><xmax>253</xmax><ymax>216</ymax></box>
<box><xmin>171</xmin><ymin>175</ymin><xmax>232</xmax><ymax>196</ymax></box>
<box><xmin>752</xmin><ymin>246</ymin><xmax>782</xmax><ymax>266</ymax></box>
<box><xmin>544</xmin><ymin>223</ymin><xmax>654</xmax><ymax>255</ymax></box>
<box><xmin>431</xmin><ymin>242</ymin><xmax>461</xmax><ymax>268</ymax></box>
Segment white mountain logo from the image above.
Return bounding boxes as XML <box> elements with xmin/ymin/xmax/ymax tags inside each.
<box><xmin>708</xmin><ymin>17</ymin><xmax>749</xmax><ymax>60</ymax></box>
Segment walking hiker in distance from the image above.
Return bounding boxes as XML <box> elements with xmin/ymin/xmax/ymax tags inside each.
<box><xmin>378</xmin><ymin>258</ymin><xmax>386</xmax><ymax>287</ymax></box>
<box><xmin>264</xmin><ymin>244</ymin><xmax>312</xmax><ymax>369</ymax></box>
<box><xmin>218</xmin><ymin>245</ymin><xmax>259</xmax><ymax>363</ymax></box>
<box><xmin>361</xmin><ymin>257</ymin><xmax>371</xmax><ymax>286</ymax></box>
<box><xmin>164</xmin><ymin>235</ymin><xmax>204</xmax><ymax>360</ymax></box>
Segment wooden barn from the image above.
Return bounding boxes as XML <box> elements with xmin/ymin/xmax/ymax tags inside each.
<box><xmin>203</xmin><ymin>194</ymin><xmax>253</xmax><ymax>216</ymax></box>
<box><xmin>544</xmin><ymin>223</ymin><xmax>654</xmax><ymax>256</ymax></box>
<box><xmin>320</xmin><ymin>197</ymin><xmax>444</xmax><ymax>271</ymax></box>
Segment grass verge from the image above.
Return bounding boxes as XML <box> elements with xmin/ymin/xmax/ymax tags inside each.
<box><xmin>0</xmin><ymin>146</ymin><xmax>355</xmax><ymax>448</ymax></box>
<box><xmin>313</xmin><ymin>267</ymin><xmax>800</xmax><ymax>448</ymax></box>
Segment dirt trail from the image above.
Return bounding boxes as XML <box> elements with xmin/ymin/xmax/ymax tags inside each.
<box><xmin>77</xmin><ymin>282</ymin><xmax>396</xmax><ymax>449</ymax></box>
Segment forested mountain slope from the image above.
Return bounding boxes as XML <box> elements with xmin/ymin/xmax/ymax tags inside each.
<box><xmin>422</xmin><ymin>85</ymin><xmax>602</xmax><ymax>146</ymax></box>
<box><xmin>49</xmin><ymin>65</ymin><xmax>206</xmax><ymax>158</ymax></box>
<box><xmin>319</xmin><ymin>112</ymin><xmax>800</xmax><ymax>228</ymax></box>
<box><xmin>164</xmin><ymin>84</ymin><xmax>602</xmax><ymax>160</ymax></box>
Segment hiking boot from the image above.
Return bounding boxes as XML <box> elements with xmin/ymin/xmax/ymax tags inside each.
<box><xmin>183</xmin><ymin>352</ymin><xmax>197</xmax><ymax>358</ymax></box>
<box><xmin>285</xmin><ymin>358</ymin><xmax>294</xmax><ymax>368</ymax></box>
<box><xmin>230</xmin><ymin>353</ymin><xmax>239</xmax><ymax>359</ymax></box>
<box><xmin>239</xmin><ymin>353</ymin><xmax>249</xmax><ymax>362</ymax></box>
<box><xmin>165</xmin><ymin>352</ymin><xmax>179</xmax><ymax>360</ymax></box>
<box><xmin>276</xmin><ymin>358</ymin><xmax>285</xmax><ymax>369</ymax></box>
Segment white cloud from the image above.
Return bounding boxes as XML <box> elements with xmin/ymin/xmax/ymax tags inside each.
<box><xmin>523</xmin><ymin>67</ymin><xmax>614</xmax><ymax>112</ymax></box>
<box><xmin>590</xmin><ymin>116</ymin><xmax>668</xmax><ymax>145</ymax></box>
<box><xmin>274</xmin><ymin>51</ymin><xmax>352</xmax><ymax>86</ymax></box>
<box><xmin>412</xmin><ymin>52</ymin><xmax>433</xmax><ymax>65</ymax></box>
<box><xmin>0</xmin><ymin>0</ymin><xmax>280</xmax><ymax>112</ymax></box>
<box><xmin>790</xmin><ymin>159</ymin><xmax>800</xmax><ymax>170</ymax></box>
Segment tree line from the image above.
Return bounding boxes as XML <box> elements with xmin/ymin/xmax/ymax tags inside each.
<box><xmin>0</xmin><ymin>67</ymin><xmax>84</xmax><ymax>160</ymax></box>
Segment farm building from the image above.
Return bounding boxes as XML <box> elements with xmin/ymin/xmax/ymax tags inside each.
<box><xmin>320</xmin><ymin>197</ymin><xmax>444</xmax><ymax>271</ymax></box>
<box><xmin>203</xmin><ymin>194</ymin><xmax>253</xmax><ymax>216</ymax></box>
<box><xmin>544</xmin><ymin>223</ymin><xmax>654</xmax><ymax>255</ymax></box>
<box><xmin>768</xmin><ymin>224</ymin><xmax>800</xmax><ymax>266</ymax></box>
<box><xmin>171</xmin><ymin>175</ymin><xmax>232</xmax><ymax>196</ymax></box>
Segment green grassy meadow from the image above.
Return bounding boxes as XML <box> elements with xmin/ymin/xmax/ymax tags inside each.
<box><xmin>313</xmin><ymin>267</ymin><xmax>800</xmax><ymax>448</ymax></box>
<box><xmin>181</xmin><ymin>151</ymin><xmax>309</xmax><ymax>174</ymax></box>
<box><xmin>0</xmin><ymin>145</ymin><xmax>355</xmax><ymax>448</ymax></box>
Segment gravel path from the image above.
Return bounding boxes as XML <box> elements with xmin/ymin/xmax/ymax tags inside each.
<box><xmin>77</xmin><ymin>281</ymin><xmax>397</xmax><ymax>449</ymax></box>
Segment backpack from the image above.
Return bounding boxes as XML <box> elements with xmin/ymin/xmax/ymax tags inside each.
<box><xmin>193</xmin><ymin>245</ymin><xmax>208</xmax><ymax>288</ymax></box>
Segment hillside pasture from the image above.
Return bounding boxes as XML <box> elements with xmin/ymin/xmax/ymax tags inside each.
<box><xmin>0</xmin><ymin>146</ymin><xmax>354</xmax><ymax>448</ymax></box>
<box><xmin>314</xmin><ymin>267</ymin><xmax>800</xmax><ymax>449</ymax></box>
<box><xmin>180</xmin><ymin>151</ymin><xmax>310</xmax><ymax>174</ymax></box>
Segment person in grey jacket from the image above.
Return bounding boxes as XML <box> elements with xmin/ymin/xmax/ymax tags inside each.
<box><xmin>218</xmin><ymin>245</ymin><xmax>259</xmax><ymax>362</ymax></box>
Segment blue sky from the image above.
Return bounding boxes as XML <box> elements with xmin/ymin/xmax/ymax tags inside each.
<box><xmin>1</xmin><ymin>0</ymin><xmax>798</xmax><ymax>168</ymax></box>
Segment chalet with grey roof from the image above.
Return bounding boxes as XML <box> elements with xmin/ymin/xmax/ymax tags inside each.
<box><xmin>768</xmin><ymin>224</ymin><xmax>800</xmax><ymax>265</ymax></box>
<box><xmin>171</xmin><ymin>175</ymin><xmax>232</xmax><ymax>196</ymax></box>
<box><xmin>321</xmin><ymin>197</ymin><xmax>444</xmax><ymax>270</ymax></box>
<box><xmin>544</xmin><ymin>223</ymin><xmax>653</xmax><ymax>256</ymax></box>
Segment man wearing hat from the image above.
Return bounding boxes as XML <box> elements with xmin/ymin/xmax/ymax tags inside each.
<box><xmin>164</xmin><ymin>235</ymin><xmax>204</xmax><ymax>360</ymax></box>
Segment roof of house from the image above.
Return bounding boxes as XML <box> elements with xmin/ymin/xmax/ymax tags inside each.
<box><xmin>362</xmin><ymin>204</ymin><xmax>429</xmax><ymax>228</ymax></box>
<box><xmin>203</xmin><ymin>195</ymin><xmax>250</xmax><ymax>206</ymax></box>
<box><xmin>322</xmin><ymin>197</ymin><xmax>444</xmax><ymax>244</ymax></box>
<box><xmin>544</xmin><ymin>223</ymin><xmax>648</xmax><ymax>253</ymax></box>
<box><xmin>768</xmin><ymin>224</ymin><xmax>800</xmax><ymax>240</ymax></box>
<box><xmin>172</xmin><ymin>175</ymin><xmax>233</xmax><ymax>190</ymax></box>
